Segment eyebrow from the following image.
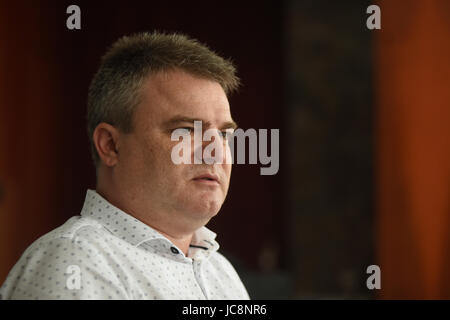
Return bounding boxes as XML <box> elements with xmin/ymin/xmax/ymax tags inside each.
<box><xmin>163</xmin><ymin>115</ymin><xmax>238</xmax><ymax>130</ymax></box>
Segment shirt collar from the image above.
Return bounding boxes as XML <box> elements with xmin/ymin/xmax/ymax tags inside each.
<box><xmin>80</xmin><ymin>189</ymin><xmax>219</xmax><ymax>256</ymax></box>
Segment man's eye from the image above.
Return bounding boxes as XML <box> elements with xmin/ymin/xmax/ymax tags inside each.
<box><xmin>220</xmin><ymin>129</ymin><xmax>235</xmax><ymax>139</ymax></box>
<box><xmin>179</xmin><ymin>127</ymin><xmax>193</xmax><ymax>133</ymax></box>
<box><xmin>171</xmin><ymin>127</ymin><xmax>194</xmax><ymax>137</ymax></box>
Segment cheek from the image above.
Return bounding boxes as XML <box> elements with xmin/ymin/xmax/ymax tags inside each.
<box><xmin>123</xmin><ymin>134</ymin><xmax>159</xmax><ymax>175</ymax></box>
<box><xmin>222</xmin><ymin>164</ymin><xmax>232</xmax><ymax>185</ymax></box>
<box><xmin>120</xmin><ymin>137</ymin><xmax>141</xmax><ymax>166</ymax></box>
<box><xmin>142</xmin><ymin>132</ymin><xmax>171</xmax><ymax>162</ymax></box>
<box><xmin>153</xmin><ymin>138</ymin><xmax>189</xmax><ymax>176</ymax></box>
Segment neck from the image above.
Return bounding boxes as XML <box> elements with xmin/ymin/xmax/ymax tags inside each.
<box><xmin>150</xmin><ymin>227</ymin><xmax>193</xmax><ymax>256</ymax></box>
<box><xmin>96</xmin><ymin>172</ymin><xmax>195</xmax><ymax>256</ymax></box>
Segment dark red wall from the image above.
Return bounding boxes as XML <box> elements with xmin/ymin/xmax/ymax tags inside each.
<box><xmin>0</xmin><ymin>0</ymin><xmax>286</xmax><ymax>283</ymax></box>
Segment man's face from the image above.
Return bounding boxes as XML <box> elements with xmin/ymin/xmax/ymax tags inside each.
<box><xmin>116</xmin><ymin>69</ymin><xmax>234</xmax><ymax>227</ymax></box>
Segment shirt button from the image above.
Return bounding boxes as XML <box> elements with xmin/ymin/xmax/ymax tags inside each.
<box><xmin>170</xmin><ymin>247</ymin><xmax>179</xmax><ymax>254</ymax></box>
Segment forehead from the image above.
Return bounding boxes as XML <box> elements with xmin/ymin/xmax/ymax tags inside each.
<box><xmin>136</xmin><ymin>69</ymin><xmax>232</xmax><ymax>126</ymax></box>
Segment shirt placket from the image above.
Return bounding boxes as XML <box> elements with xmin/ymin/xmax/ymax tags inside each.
<box><xmin>191</xmin><ymin>258</ymin><xmax>209</xmax><ymax>300</ymax></box>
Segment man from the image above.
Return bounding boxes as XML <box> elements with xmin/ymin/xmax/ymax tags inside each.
<box><xmin>0</xmin><ymin>32</ymin><xmax>249</xmax><ymax>300</ymax></box>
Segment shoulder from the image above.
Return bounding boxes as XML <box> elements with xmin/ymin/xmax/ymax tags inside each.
<box><xmin>209</xmin><ymin>251</ymin><xmax>236</xmax><ymax>269</ymax></box>
<box><xmin>207</xmin><ymin>251</ymin><xmax>250</xmax><ymax>299</ymax></box>
<box><xmin>20</xmin><ymin>215</ymin><xmax>113</xmax><ymax>257</ymax></box>
<box><xmin>13</xmin><ymin>214</ymin><xmax>119</xmax><ymax>269</ymax></box>
<box><xmin>0</xmin><ymin>216</ymin><xmax>125</xmax><ymax>300</ymax></box>
<box><xmin>35</xmin><ymin>215</ymin><xmax>105</xmax><ymax>243</ymax></box>
<box><xmin>208</xmin><ymin>251</ymin><xmax>244</xmax><ymax>280</ymax></box>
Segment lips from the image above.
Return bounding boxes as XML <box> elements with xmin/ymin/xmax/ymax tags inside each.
<box><xmin>192</xmin><ymin>173</ymin><xmax>220</xmax><ymax>183</ymax></box>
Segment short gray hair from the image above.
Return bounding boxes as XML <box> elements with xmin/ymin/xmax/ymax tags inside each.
<box><xmin>87</xmin><ymin>31</ymin><xmax>240</xmax><ymax>167</ymax></box>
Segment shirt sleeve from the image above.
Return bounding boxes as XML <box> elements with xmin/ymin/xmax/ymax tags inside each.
<box><xmin>0</xmin><ymin>234</ymin><xmax>130</xmax><ymax>300</ymax></box>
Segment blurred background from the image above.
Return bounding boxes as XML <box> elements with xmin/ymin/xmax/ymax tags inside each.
<box><xmin>0</xmin><ymin>0</ymin><xmax>449</xmax><ymax>299</ymax></box>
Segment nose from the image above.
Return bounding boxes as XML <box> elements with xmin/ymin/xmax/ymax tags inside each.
<box><xmin>193</xmin><ymin>129</ymin><xmax>229</xmax><ymax>165</ymax></box>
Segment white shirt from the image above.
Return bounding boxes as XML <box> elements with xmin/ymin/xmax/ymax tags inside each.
<box><xmin>0</xmin><ymin>190</ymin><xmax>249</xmax><ymax>300</ymax></box>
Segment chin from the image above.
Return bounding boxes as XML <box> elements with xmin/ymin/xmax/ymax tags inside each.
<box><xmin>191</xmin><ymin>199</ymin><xmax>222</xmax><ymax>219</ymax></box>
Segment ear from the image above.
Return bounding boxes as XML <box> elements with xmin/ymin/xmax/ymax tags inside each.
<box><xmin>93</xmin><ymin>122</ymin><xmax>120</xmax><ymax>167</ymax></box>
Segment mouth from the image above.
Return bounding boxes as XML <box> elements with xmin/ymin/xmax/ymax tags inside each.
<box><xmin>192</xmin><ymin>173</ymin><xmax>220</xmax><ymax>185</ymax></box>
